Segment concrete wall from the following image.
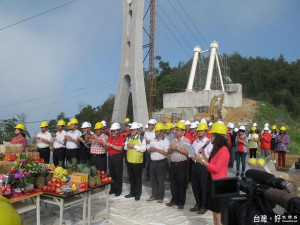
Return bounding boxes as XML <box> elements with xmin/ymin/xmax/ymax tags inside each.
<box><xmin>163</xmin><ymin>83</ymin><xmax>242</xmax><ymax>109</ymax></box>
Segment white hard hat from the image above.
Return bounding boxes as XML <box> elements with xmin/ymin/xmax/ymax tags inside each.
<box><xmin>217</xmin><ymin>121</ymin><xmax>224</xmax><ymax>124</ymax></box>
<box><xmin>263</xmin><ymin>126</ymin><xmax>269</xmax><ymax>131</ymax></box>
<box><xmin>185</xmin><ymin>120</ymin><xmax>191</xmax><ymax>126</ymax></box>
<box><xmin>234</xmin><ymin>127</ymin><xmax>239</xmax><ymax>132</ymax></box>
<box><xmin>227</xmin><ymin>122</ymin><xmax>234</xmax><ymax>129</ymax></box>
<box><xmin>110</xmin><ymin>122</ymin><xmax>120</xmax><ymax>130</ymax></box>
<box><xmin>145</xmin><ymin>123</ymin><xmax>148</xmax><ymax>129</ymax></box>
<box><xmin>180</xmin><ymin>120</ymin><xmax>185</xmax><ymax>123</ymax></box>
<box><xmin>81</xmin><ymin>122</ymin><xmax>91</xmax><ymax>129</ymax></box>
<box><xmin>139</xmin><ymin>123</ymin><xmax>143</xmax><ymax>128</ymax></box>
<box><xmin>148</xmin><ymin>119</ymin><xmax>157</xmax><ymax>125</ymax></box>
<box><xmin>252</xmin><ymin>122</ymin><xmax>257</xmax><ymax>127</ymax></box>
<box><xmin>200</xmin><ymin>119</ymin><xmax>207</xmax><ymax>124</ymax></box>
<box><xmin>239</xmin><ymin>125</ymin><xmax>246</xmax><ymax>131</ymax></box>
<box><xmin>101</xmin><ymin>120</ymin><xmax>107</xmax><ymax>127</ymax></box>
<box><xmin>190</xmin><ymin>122</ymin><xmax>197</xmax><ymax>129</ymax></box>
<box><xmin>130</xmin><ymin>122</ymin><xmax>140</xmax><ymax>130</ymax></box>
<box><xmin>264</xmin><ymin>123</ymin><xmax>269</xmax><ymax>127</ymax></box>
<box><xmin>208</xmin><ymin>122</ymin><xmax>213</xmax><ymax>126</ymax></box>
<box><xmin>194</xmin><ymin>121</ymin><xmax>200</xmax><ymax>125</ymax></box>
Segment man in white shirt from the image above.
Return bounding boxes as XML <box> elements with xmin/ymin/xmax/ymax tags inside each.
<box><xmin>33</xmin><ymin>121</ymin><xmax>52</xmax><ymax>163</ymax></box>
<box><xmin>189</xmin><ymin>122</ymin><xmax>213</xmax><ymax>215</ymax></box>
<box><xmin>64</xmin><ymin>118</ymin><xmax>82</xmax><ymax>162</ymax></box>
<box><xmin>124</xmin><ymin>122</ymin><xmax>146</xmax><ymax>201</ymax></box>
<box><xmin>51</xmin><ymin>120</ymin><xmax>66</xmax><ymax>167</ymax></box>
<box><xmin>144</xmin><ymin>119</ymin><xmax>156</xmax><ymax>181</ymax></box>
<box><xmin>146</xmin><ymin>123</ymin><xmax>169</xmax><ymax>203</ymax></box>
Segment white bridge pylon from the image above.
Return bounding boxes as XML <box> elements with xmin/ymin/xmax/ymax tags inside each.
<box><xmin>186</xmin><ymin>41</ymin><xmax>224</xmax><ymax>92</ymax></box>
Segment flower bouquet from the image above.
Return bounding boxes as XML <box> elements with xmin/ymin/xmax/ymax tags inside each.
<box><xmin>7</xmin><ymin>154</ymin><xmax>41</xmax><ymax>196</ymax></box>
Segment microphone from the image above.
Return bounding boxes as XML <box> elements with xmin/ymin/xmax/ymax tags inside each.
<box><xmin>203</xmin><ymin>140</ymin><xmax>211</xmax><ymax>149</ymax></box>
<box><xmin>245</xmin><ymin>169</ymin><xmax>294</xmax><ymax>193</ymax></box>
<box><xmin>198</xmin><ymin>140</ymin><xmax>211</xmax><ymax>153</ymax></box>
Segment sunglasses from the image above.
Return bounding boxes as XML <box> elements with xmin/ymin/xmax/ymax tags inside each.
<box><xmin>111</xmin><ymin>130</ymin><xmax>117</xmax><ymax>133</ymax></box>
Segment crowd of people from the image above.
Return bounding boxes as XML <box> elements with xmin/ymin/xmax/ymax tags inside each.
<box><xmin>10</xmin><ymin>118</ymin><xmax>290</xmax><ymax>225</ymax></box>
<box><xmin>227</xmin><ymin>122</ymin><xmax>290</xmax><ymax>175</ymax></box>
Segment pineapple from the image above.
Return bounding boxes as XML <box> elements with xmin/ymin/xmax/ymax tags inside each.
<box><xmin>29</xmin><ymin>174</ymin><xmax>37</xmax><ymax>185</ymax></box>
<box><xmin>45</xmin><ymin>169</ymin><xmax>52</xmax><ymax>182</ymax></box>
<box><xmin>91</xmin><ymin>166</ymin><xmax>101</xmax><ymax>186</ymax></box>
<box><xmin>77</xmin><ymin>163</ymin><xmax>85</xmax><ymax>173</ymax></box>
<box><xmin>36</xmin><ymin>167</ymin><xmax>47</xmax><ymax>189</ymax></box>
<box><xmin>83</xmin><ymin>167</ymin><xmax>95</xmax><ymax>187</ymax></box>
<box><xmin>66</xmin><ymin>160</ymin><xmax>72</xmax><ymax>174</ymax></box>
<box><xmin>57</xmin><ymin>161</ymin><xmax>64</xmax><ymax>168</ymax></box>
<box><xmin>71</xmin><ymin>158</ymin><xmax>78</xmax><ymax>172</ymax></box>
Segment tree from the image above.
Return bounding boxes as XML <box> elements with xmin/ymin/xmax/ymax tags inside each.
<box><xmin>0</xmin><ymin>113</ymin><xmax>30</xmax><ymax>143</ymax></box>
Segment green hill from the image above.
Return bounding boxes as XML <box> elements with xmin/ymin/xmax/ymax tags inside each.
<box><xmin>254</xmin><ymin>101</ymin><xmax>300</xmax><ymax>155</ymax></box>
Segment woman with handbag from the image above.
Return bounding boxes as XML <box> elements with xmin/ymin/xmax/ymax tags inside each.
<box><xmin>275</xmin><ymin>126</ymin><xmax>289</xmax><ymax>170</ymax></box>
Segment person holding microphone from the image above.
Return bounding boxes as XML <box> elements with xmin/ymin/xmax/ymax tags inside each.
<box><xmin>195</xmin><ymin>122</ymin><xmax>230</xmax><ymax>225</ymax></box>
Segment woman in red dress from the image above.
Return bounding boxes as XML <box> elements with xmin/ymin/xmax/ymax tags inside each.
<box><xmin>195</xmin><ymin>122</ymin><xmax>230</xmax><ymax>225</ymax></box>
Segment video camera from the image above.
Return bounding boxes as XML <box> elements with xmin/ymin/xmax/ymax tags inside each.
<box><xmin>212</xmin><ymin>169</ymin><xmax>300</xmax><ymax>225</ymax></box>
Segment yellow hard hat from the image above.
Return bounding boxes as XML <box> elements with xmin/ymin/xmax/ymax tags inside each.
<box><xmin>175</xmin><ymin>121</ymin><xmax>186</xmax><ymax>130</ymax></box>
<box><xmin>154</xmin><ymin>123</ymin><xmax>164</xmax><ymax>131</ymax></box>
<box><xmin>280</xmin><ymin>126</ymin><xmax>286</xmax><ymax>131</ymax></box>
<box><xmin>271</xmin><ymin>125</ymin><xmax>277</xmax><ymax>130</ymax></box>
<box><xmin>14</xmin><ymin>123</ymin><xmax>25</xmax><ymax>131</ymax></box>
<box><xmin>164</xmin><ymin>122</ymin><xmax>173</xmax><ymax>130</ymax></box>
<box><xmin>57</xmin><ymin>120</ymin><xmax>66</xmax><ymax>126</ymax></box>
<box><xmin>251</xmin><ymin>126</ymin><xmax>256</xmax><ymax>131</ymax></box>
<box><xmin>40</xmin><ymin>121</ymin><xmax>48</xmax><ymax>128</ymax></box>
<box><xmin>67</xmin><ymin>122</ymin><xmax>71</xmax><ymax>127</ymax></box>
<box><xmin>125</xmin><ymin>118</ymin><xmax>130</xmax><ymax>123</ymax></box>
<box><xmin>0</xmin><ymin>196</ymin><xmax>23</xmax><ymax>225</ymax></box>
<box><xmin>70</xmin><ymin>118</ymin><xmax>78</xmax><ymax>125</ymax></box>
<box><xmin>197</xmin><ymin>122</ymin><xmax>208</xmax><ymax>131</ymax></box>
<box><xmin>257</xmin><ymin>158</ymin><xmax>265</xmax><ymax>165</ymax></box>
<box><xmin>209</xmin><ymin>123</ymin><xmax>227</xmax><ymax>135</ymax></box>
<box><xmin>94</xmin><ymin>122</ymin><xmax>104</xmax><ymax>130</ymax></box>
<box><xmin>248</xmin><ymin>158</ymin><xmax>256</xmax><ymax>165</ymax></box>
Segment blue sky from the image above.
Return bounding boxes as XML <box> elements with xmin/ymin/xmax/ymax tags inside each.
<box><xmin>0</xmin><ymin>0</ymin><xmax>299</xmax><ymax>136</ymax></box>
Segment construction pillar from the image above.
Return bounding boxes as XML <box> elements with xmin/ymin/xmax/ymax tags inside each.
<box><xmin>204</xmin><ymin>41</ymin><xmax>218</xmax><ymax>91</ymax></box>
<box><xmin>112</xmin><ymin>0</ymin><xmax>149</xmax><ymax>125</ymax></box>
<box><xmin>186</xmin><ymin>46</ymin><xmax>201</xmax><ymax>92</ymax></box>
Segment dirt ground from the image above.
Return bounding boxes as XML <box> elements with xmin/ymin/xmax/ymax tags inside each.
<box><xmin>223</xmin><ymin>98</ymin><xmax>258</xmax><ymax>126</ymax></box>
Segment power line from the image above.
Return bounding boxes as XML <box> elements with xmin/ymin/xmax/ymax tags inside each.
<box><xmin>176</xmin><ymin>0</ymin><xmax>209</xmax><ymax>48</ymax></box>
<box><xmin>167</xmin><ymin>0</ymin><xmax>202</xmax><ymax>46</ymax></box>
<box><xmin>156</xmin><ymin>13</ymin><xmax>190</xmax><ymax>58</ymax></box>
<box><xmin>0</xmin><ymin>80</ymin><xmax>116</xmax><ymax>109</ymax></box>
<box><xmin>144</xmin><ymin>0</ymin><xmax>190</xmax><ymax>58</ymax></box>
<box><xmin>1</xmin><ymin>83</ymin><xmax>114</xmax><ymax>119</ymax></box>
<box><xmin>44</xmin><ymin>0</ymin><xmax>119</xmax><ymax>119</ymax></box>
<box><xmin>0</xmin><ymin>0</ymin><xmax>79</xmax><ymax>31</ymax></box>
<box><xmin>156</xmin><ymin>1</ymin><xmax>192</xmax><ymax>54</ymax></box>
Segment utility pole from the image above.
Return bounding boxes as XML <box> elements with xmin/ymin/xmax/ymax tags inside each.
<box><xmin>148</xmin><ymin>0</ymin><xmax>156</xmax><ymax>119</ymax></box>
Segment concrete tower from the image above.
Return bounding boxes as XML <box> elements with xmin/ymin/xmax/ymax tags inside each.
<box><xmin>112</xmin><ymin>0</ymin><xmax>149</xmax><ymax>125</ymax></box>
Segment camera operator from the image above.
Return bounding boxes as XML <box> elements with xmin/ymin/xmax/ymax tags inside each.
<box><xmin>195</xmin><ymin>122</ymin><xmax>230</xmax><ymax>225</ymax></box>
